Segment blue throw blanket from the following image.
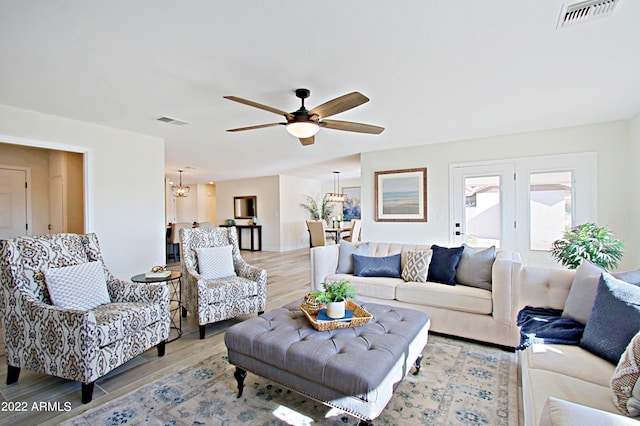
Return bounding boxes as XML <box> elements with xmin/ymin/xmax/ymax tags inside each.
<box><xmin>516</xmin><ymin>306</ymin><xmax>585</xmax><ymax>350</ymax></box>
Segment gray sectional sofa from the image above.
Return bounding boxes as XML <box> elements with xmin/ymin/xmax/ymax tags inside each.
<box><xmin>310</xmin><ymin>241</ymin><xmax>522</xmax><ymax>348</ymax></box>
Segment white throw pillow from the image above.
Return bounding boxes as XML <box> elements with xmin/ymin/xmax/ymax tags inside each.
<box><xmin>196</xmin><ymin>245</ymin><xmax>236</xmax><ymax>280</ymax></box>
<box><xmin>562</xmin><ymin>260</ymin><xmax>606</xmax><ymax>324</ymax></box>
<box><xmin>43</xmin><ymin>261</ymin><xmax>110</xmax><ymax>310</ymax></box>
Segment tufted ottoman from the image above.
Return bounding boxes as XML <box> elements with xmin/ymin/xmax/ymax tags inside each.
<box><xmin>224</xmin><ymin>301</ymin><xmax>430</xmax><ymax>425</ymax></box>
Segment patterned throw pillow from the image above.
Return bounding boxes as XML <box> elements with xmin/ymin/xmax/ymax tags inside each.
<box><xmin>196</xmin><ymin>245</ymin><xmax>236</xmax><ymax>280</ymax></box>
<box><xmin>43</xmin><ymin>261</ymin><xmax>110</xmax><ymax>310</ymax></box>
<box><xmin>611</xmin><ymin>331</ymin><xmax>640</xmax><ymax>416</ymax></box>
<box><xmin>402</xmin><ymin>251</ymin><xmax>431</xmax><ymax>282</ymax></box>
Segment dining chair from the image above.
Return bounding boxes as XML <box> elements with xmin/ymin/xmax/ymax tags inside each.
<box><xmin>342</xmin><ymin>219</ymin><xmax>362</xmax><ymax>243</ymax></box>
<box><xmin>168</xmin><ymin>222</ymin><xmax>192</xmax><ymax>262</ymax></box>
<box><xmin>307</xmin><ymin>220</ymin><xmax>329</xmax><ymax>247</ymax></box>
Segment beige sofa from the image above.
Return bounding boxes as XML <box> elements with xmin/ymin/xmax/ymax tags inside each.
<box><xmin>310</xmin><ymin>242</ymin><xmax>522</xmax><ymax>348</ymax></box>
<box><xmin>518</xmin><ymin>266</ymin><xmax>638</xmax><ymax>425</ymax></box>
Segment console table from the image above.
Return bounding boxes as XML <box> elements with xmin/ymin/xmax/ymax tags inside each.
<box><xmin>221</xmin><ymin>224</ymin><xmax>262</xmax><ymax>251</ymax></box>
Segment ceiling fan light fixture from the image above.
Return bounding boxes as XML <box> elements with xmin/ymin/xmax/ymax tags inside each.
<box><xmin>285</xmin><ymin>122</ymin><xmax>320</xmax><ymax>138</ymax></box>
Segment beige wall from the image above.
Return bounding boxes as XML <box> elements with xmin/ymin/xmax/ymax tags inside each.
<box><xmin>216</xmin><ymin>176</ymin><xmax>280</xmax><ymax>251</ymax></box>
<box><xmin>0</xmin><ymin>142</ymin><xmax>50</xmax><ymax>235</ymax></box>
<box><xmin>0</xmin><ymin>104</ymin><xmax>166</xmax><ymax>280</ymax></box>
<box><xmin>362</xmin><ymin>120</ymin><xmax>638</xmax><ymax>270</ymax></box>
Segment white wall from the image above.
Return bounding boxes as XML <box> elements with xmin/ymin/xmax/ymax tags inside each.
<box><xmin>362</xmin><ymin>120</ymin><xmax>638</xmax><ymax>270</ymax></box>
<box><xmin>215</xmin><ymin>176</ymin><xmax>280</xmax><ymax>251</ymax></box>
<box><xmin>629</xmin><ymin>113</ymin><xmax>640</xmax><ymax>268</ymax></box>
<box><xmin>0</xmin><ymin>104</ymin><xmax>166</xmax><ymax>279</ymax></box>
<box><xmin>280</xmin><ymin>175</ymin><xmax>322</xmax><ymax>250</ymax></box>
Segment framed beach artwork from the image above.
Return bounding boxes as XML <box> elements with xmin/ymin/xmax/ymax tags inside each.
<box><xmin>342</xmin><ymin>186</ymin><xmax>361</xmax><ymax>221</ymax></box>
<box><xmin>374</xmin><ymin>168</ymin><xmax>427</xmax><ymax>222</ymax></box>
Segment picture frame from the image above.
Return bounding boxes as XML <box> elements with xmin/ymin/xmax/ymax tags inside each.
<box><xmin>374</xmin><ymin>167</ymin><xmax>427</xmax><ymax>222</ymax></box>
<box><xmin>342</xmin><ymin>186</ymin><xmax>361</xmax><ymax>221</ymax></box>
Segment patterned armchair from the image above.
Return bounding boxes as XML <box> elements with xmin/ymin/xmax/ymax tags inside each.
<box><xmin>0</xmin><ymin>233</ymin><xmax>170</xmax><ymax>403</ymax></box>
<box><xmin>179</xmin><ymin>227</ymin><xmax>267</xmax><ymax>339</ymax></box>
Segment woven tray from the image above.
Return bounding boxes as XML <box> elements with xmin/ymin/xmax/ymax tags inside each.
<box><xmin>299</xmin><ymin>300</ymin><xmax>372</xmax><ymax>331</ymax></box>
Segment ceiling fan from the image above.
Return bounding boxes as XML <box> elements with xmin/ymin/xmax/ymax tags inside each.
<box><xmin>224</xmin><ymin>88</ymin><xmax>384</xmax><ymax>146</ymax></box>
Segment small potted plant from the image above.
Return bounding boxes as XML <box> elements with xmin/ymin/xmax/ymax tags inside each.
<box><xmin>310</xmin><ymin>279</ymin><xmax>357</xmax><ymax>319</ymax></box>
<box><xmin>550</xmin><ymin>223</ymin><xmax>624</xmax><ymax>270</ymax></box>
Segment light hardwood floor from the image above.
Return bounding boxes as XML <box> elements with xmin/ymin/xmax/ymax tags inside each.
<box><xmin>0</xmin><ymin>248</ymin><xmax>312</xmax><ymax>425</ymax></box>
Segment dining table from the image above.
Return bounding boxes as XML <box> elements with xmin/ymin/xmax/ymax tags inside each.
<box><xmin>324</xmin><ymin>226</ymin><xmax>352</xmax><ymax>243</ymax></box>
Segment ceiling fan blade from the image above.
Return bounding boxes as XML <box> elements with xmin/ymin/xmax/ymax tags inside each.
<box><xmin>308</xmin><ymin>92</ymin><xmax>369</xmax><ymax>119</ymax></box>
<box><xmin>224</xmin><ymin>96</ymin><xmax>294</xmax><ymax>120</ymax></box>
<box><xmin>321</xmin><ymin>119</ymin><xmax>385</xmax><ymax>134</ymax></box>
<box><xmin>226</xmin><ymin>122</ymin><xmax>284</xmax><ymax>132</ymax></box>
<box><xmin>299</xmin><ymin>136</ymin><xmax>315</xmax><ymax>146</ymax></box>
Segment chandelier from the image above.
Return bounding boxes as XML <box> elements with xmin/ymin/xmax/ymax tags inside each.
<box><xmin>325</xmin><ymin>171</ymin><xmax>345</xmax><ymax>203</ymax></box>
<box><xmin>171</xmin><ymin>170</ymin><xmax>190</xmax><ymax>198</ymax></box>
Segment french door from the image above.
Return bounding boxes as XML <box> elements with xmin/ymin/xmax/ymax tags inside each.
<box><xmin>451</xmin><ymin>153</ymin><xmax>597</xmax><ymax>266</ymax></box>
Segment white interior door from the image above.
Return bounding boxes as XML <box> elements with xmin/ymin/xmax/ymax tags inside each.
<box><xmin>451</xmin><ymin>163</ymin><xmax>516</xmax><ymax>250</ymax></box>
<box><xmin>0</xmin><ymin>168</ymin><xmax>28</xmax><ymax>239</ymax></box>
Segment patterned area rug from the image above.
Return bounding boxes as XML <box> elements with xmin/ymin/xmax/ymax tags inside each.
<box><xmin>63</xmin><ymin>334</ymin><xmax>518</xmax><ymax>425</ymax></box>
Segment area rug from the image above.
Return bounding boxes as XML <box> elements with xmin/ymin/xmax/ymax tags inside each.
<box><xmin>62</xmin><ymin>334</ymin><xmax>518</xmax><ymax>425</ymax></box>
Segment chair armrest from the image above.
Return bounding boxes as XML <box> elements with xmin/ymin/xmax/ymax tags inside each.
<box><xmin>107</xmin><ymin>276</ymin><xmax>170</xmax><ymax>304</ymax></box>
<box><xmin>236</xmin><ymin>260</ymin><xmax>267</xmax><ymax>286</ymax></box>
<box><xmin>491</xmin><ymin>249</ymin><xmax>522</xmax><ymax>324</ymax></box>
<box><xmin>310</xmin><ymin>245</ymin><xmax>340</xmax><ymax>291</ymax></box>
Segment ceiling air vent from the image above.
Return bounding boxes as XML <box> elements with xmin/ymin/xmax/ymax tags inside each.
<box><xmin>557</xmin><ymin>0</ymin><xmax>619</xmax><ymax>28</ymax></box>
<box><xmin>155</xmin><ymin>116</ymin><xmax>190</xmax><ymax>126</ymax></box>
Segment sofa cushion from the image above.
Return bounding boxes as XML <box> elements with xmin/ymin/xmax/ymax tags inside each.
<box><xmin>455</xmin><ymin>244</ymin><xmax>496</xmax><ymax>290</ymax></box>
<box><xmin>43</xmin><ymin>261</ymin><xmax>110</xmax><ymax>310</ymax></box>
<box><xmin>401</xmin><ymin>250</ymin><xmax>431</xmax><ymax>282</ymax></box>
<box><xmin>539</xmin><ymin>397</ymin><xmax>637</xmax><ymax>426</ymax></box>
<box><xmin>562</xmin><ymin>260</ymin><xmax>605</xmax><ymax>324</ymax></box>
<box><xmin>336</xmin><ymin>241</ymin><xmax>371</xmax><ymax>274</ymax></box>
<box><xmin>353</xmin><ymin>253</ymin><xmax>402</xmax><ymax>278</ymax></box>
<box><xmin>427</xmin><ymin>245</ymin><xmax>464</xmax><ymax>285</ymax></box>
<box><xmin>521</xmin><ymin>343</ymin><xmax>614</xmax><ymax>388</ymax></box>
<box><xmin>396</xmin><ymin>281</ymin><xmax>492</xmax><ymax>314</ymax></box>
<box><xmin>611</xmin><ymin>331</ymin><xmax>640</xmax><ymax>416</ymax></box>
<box><xmin>196</xmin><ymin>245</ymin><xmax>236</xmax><ymax>280</ymax></box>
<box><xmin>93</xmin><ymin>301</ymin><xmax>164</xmax><ymax>347</ymax></box>
<box><xmin>325</xmin><ymin>274</ymin><xmax>401</xmax><ymax>300</ymax></box>
<box><xmin>580</xmin><ymin>273</ymin><xmax>640</xmax><ymax>364</ymax></box>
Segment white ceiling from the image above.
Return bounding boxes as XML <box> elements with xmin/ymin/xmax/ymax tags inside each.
<box><xmin>1</xmin><ymin>1</ymin><xmax>639</xmax><ymax>184</ymax></box>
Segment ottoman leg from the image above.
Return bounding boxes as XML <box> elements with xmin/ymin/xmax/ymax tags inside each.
<box><xmin>358</xmin><ymin>420</ymin><xmax>373</xmax><ymax>426</ymax></box>
<box><xmin>234</xmin><ymin>367</ymin><xmax>247</xmax><ymax>398</ymax></box>
<box><xmin>413</xmin><ymin>353</ymin><xmax>424</xmax><ymax>375</ymax></box>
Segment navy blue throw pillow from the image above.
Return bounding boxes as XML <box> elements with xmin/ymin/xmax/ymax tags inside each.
<box><xmin>580</xmin><ymin>273</ymin><xmax>640</xmax><ymax>364</ymax></box>
<box><xmin>427</xmin><ymin>245</ymin><xmax>464</xmax><ymax>285</ymax></box>
<box><xmin>353</xmin><ymin>253</ymin><xmax>402</xmax><ymax>278</ymax></box>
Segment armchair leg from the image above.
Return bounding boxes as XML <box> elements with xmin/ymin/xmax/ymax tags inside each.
<box><xmin>82</xmin><ymin>382</ymin><xmax>95</xmax><ymax>404</ymax></box>
<box><xmin>6</xmin><ymin>365</ymin><xmax>20</xmax><ymax>384</ymax></box>
<box><xmin>157</xmin><ymin>340</ymin><xmax>166</xmax><ymax>357</ymax></box>
<box><xmin>258</xmin><ymin>311</ymin><xmax>264</xmax><ymax>316</ymax></box>
<box><xmin>182</xmin><ymin>306</ymin><xmax>188</xmax><ymax>318</ymax></box>
<box><xmin>199</xmin><ymin>325</ymin><xmax>206</xmax><ymax>339</ymax></box>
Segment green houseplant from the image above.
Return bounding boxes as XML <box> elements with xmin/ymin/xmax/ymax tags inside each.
<box><xmin>550</xmin><ymin>223</ymin><xmax>624</xmax><ymax>270</ymax></box>
<box><xmin>300</xmin><ymin>194</ymin><xmax>332</xmax><ymax>224</ymax></box>
<box><xmin>310</xmin><ymin>279</ymin><xmax>357</xmax><ymax>319</ymax></box>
